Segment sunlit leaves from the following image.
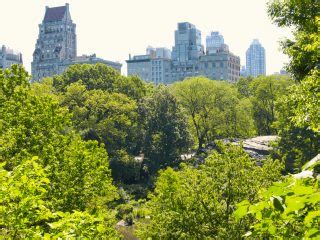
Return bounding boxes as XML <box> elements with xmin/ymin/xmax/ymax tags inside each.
<box><xmin>137</xmin><ymin>144</ymin><xmax>282</xmax><ymax>239</ymax></box>
<box><xmin>235</xmin><ymin>178</ymin><xmax>320</xmax><ymax>238</ymax></box>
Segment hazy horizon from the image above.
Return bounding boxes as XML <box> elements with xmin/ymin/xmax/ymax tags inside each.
<box><xmin>1</xmin><ymin>0</ymin><xmax>292</xmax><ymax>75</ymax></box>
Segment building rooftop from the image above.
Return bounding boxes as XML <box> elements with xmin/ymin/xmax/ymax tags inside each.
<box><xmin>44</xmin><ymin>5</ymin><xmax>67</xmax><ymax>22</ymax></box>
<box><xmin>251</xmin><ymin>39</ymin><xmax>261</xmax><ymax>45</ymax></box>
<box><xmin>178</xmin><ymin>22</ymin><xmax>195</xmax><ymax>30</ymax></box>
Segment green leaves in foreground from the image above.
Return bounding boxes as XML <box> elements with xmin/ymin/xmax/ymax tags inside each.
<box><xmin>0</xmin><ymin>157</ymin><xmax>119</xmax><ymax>239</ymax></box>
<box><xmin>235</xmin><ymin>178</ymin><xmax>320</xmax><ymax>239</ymax></box>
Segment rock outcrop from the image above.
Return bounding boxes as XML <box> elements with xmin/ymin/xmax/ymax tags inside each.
<box><xmin>239</xmin><ymin>135</ymin><xmax>279</xmax><ymax>160</ymax></box>
<box><xmin>294</xmin><ymin>154</ymin><xmax>320</xmax><ymax>179</ymax></box>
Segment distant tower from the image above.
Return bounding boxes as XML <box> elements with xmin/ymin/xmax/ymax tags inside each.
<box><xmin>31</xmin><ymin>3</ymin><xmax>77</xmax><ymax>81</ymax></box>
<box><xmin>0</xmin><ymin>45</ymin><xmax>23</xmax><ymax>69</ymax></box>
<box><xmin>206</xmin><ymin>31</ymin><xmax>225</xmax><ymax>54</ymax></box>
<box><xmin>171</xmin><ymin>22</ymin><xmax>204</xmax><ymax>63</ymax></box>
<box><xmin>246</xmin><ymin>39</ymin><xmax>266</xmax><ymax>77</ymax></box>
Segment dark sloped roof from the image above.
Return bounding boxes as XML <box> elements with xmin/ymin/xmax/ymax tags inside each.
<box><xmin>44</xmin><ymin>6</ymin><xmax>66</xmax><ymax>22</ymax></box>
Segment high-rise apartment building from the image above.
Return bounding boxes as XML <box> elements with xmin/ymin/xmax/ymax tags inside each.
<box><xmin>127</xmin><ymin>22</ymin><xmax>240</xmax><ymax>84</ymax></box>
<box><xmin>32</xmin><ymin>4</ymin><xmax>76</xmax><ymax>80</ymax></box>
<box><xmin>246</xmin><ymin>39</ymin><xmax>266</xmax><ymax>77</ymax></box>
<box><xmin>126</xmin><ymin>47</ymin><xmax>172</xmax><ymax>84</ymax></box>
<box><xmin>0</xmin><ymin>45</ymin><xmax>23</xmax><ymax>69</ymax></box>
<box><xmin>170</xmin><ymin>22</ymin><xmax>204</xmax><ymax>82</ymax></box>
<box><xmin>206</xmin><ymin>31</ymin><xmax>228</xmax><ymax>54</ymax></box>
<box><xmin>200</xmin><ymin>48</ymin><xmax>240</xmax><ymax>82</ymax></box>
<box><xmin>171</xmin><ymin>22</ymin><xmax>204</xmax><ymax>63</ymax></box>
<box><xmin>32</xmin><ymin>4</ymin><xmax>121</xmax><ymax>81</ymax></box>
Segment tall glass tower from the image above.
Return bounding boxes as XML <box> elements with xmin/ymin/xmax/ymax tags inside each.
<box><xmin>206</xmin><ymin>31</ymin><xmax>224</xmax><ymax>54</ymax></box>
<box><xmin>246</xmin><ymin>39</ymin><xmax>266</xmax><ymax>77</ymax></box>
<box><xmin>171</xmin><ymin>22</ymin><xmax>204</xmax><ymax>63</ymax></box>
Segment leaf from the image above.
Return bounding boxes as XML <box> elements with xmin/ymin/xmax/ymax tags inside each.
<box><xmin>271</xmin><ymin>196</ymin><xmax>285</xmax><ymax>212</ymax></box>
<box><xmin>293</xmin><ymin>184</ymin><xmax>315</xmax><ymax>195</ymax></box>
<box><xmin>234</xmin><ymin>203</ymin><xmax>249</xmax><ymax>219</ymax></box>
<box><xmin>285</xmin><ymin>196</ymin><xmax>306</xmax><ymax>213</ymax></box>
<box><xmin>268</xmin><ymin>225</ymin><xmax>276</xmax><ymax>235</ymax></box>
<box><xmin>306</xmin><ymin>228</ymin><xmax>320</xmax><ymax>238</ymax></box>
<box><xmin>304</xmin><ymin>211</ymin><xmax>320</xmax><ymax>226</ymax></box>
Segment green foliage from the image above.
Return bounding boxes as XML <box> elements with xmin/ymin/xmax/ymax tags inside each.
<box><xmin>274</xmin><ymin>70</ymin><xmax>320</xmax><ymax>173</ymax></box>
<box><xmin>288</xmin><ymin>70</ymin><xmax>320</xmax><ymax>132</ymax></box>
<box><xmin>51</xmin><ymin>136</ymin><xmax>118</xmax><ymax>212</ymax></box>
<box><xmin>50</xmin><ymin>64</ymin><xmax>152</xmax><ymax>184</ymax></box>
<box><xmin>110</xmin><ymin>150</ymin><xmax>142</xmax><ymax>184</ymax></box>
<box><xmin>0</xmin><ymin>65</ymin><xmax>70</xmax><ymax>170</ymax></box>
<box><xmin>0</xmin><ymin>65</ymin><xmax>119</xmax><ymax>238</ymax></box>
<box><xmin>235</xmin><ymin>177</ymin><xmax>320</xmax><ymax>239</ymax></box>
<box><xmin>268</xmin><ymin>0</ymin><xmax>320</xmax><ymax>80</ymax></box>
<box><xmin>267</xmin><ymin>0</ymin><xmax>320</xmax><ymax>174</ymax></box>
<box><xmin>137</xmin><ymin>144</ymin><xmax>282</xmax><ymax>239</ymax></box>
<box><xmin>0</xmin><ymin>157</ymin><xmax>53</xmax><ymax>238</ymax></box>
<box><xmin>48</xmin><ymin>211</ymin><xmax>119</xmax><ymax>239</ymax></box>
<box><xmin>249</xmin><ymin>75</ymin><xmax>293</xmax><ymax>135</ymax></box>
<box><xmin>61</xmin><ymin>81</ymin><xmax>139</xmax><ymax>156</ymax></box>
<box><xmin>53</xmin><ymin>63</ymin><xmax>147</xmax><ymax>100</ymax></box>
<box><xmin>236</xmin><ymin>76</ymin><xmax>253</xmax><ymax>98</ymax></box>
<box><xmin>172</xmin><ymin>77</ymin><xmax>256</xmax><ymax>149</ymax></box>
<box><xmin>142</xmin><ymin>86</ymin><xmax>192</xmax><ymax>172</ymax></box>
<box><xmin>0</xmin><ymin>157</ymin><xmax>119</xmax><ymax>239</ymax></box>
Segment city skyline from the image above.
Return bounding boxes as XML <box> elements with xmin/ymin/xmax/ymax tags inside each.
<box><xmin>127</xmin><ymin>22</ymin><xmax>241</xmax><ymax>84</ymax></box>
<box><xmin>0</xmin><ymin>0</ymin><xmax>292</xmax><ymax>75</ymax></box>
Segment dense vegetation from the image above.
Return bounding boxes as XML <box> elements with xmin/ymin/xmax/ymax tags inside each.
<box><xmin>0</xmin><ymin>0</ymin><xmax>319</xmax><ymax>238</ymax></box>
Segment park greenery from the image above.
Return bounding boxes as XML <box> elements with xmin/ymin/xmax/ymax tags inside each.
<box><xmin>0</xmin><ymin>0</ymin><xmax>319</xmax><ymax>238</ymax></box>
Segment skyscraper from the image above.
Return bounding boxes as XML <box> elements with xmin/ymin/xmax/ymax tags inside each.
<box><xmin>171</xmin><ymin>22</ymin><xmax>204</xmax><ymax>63</ymax></box>
<box><xmin>0</xmin><ymin>45</ymin><xmax>23</xmax><ymax>69</ymax></box>
<box><xmin>32</xmin><ymin>4</ymin><xmax>121</xmax><ymax>81</ymax></box>
<box><xmin>32</xmin><ymin>4</ymin><xmax>76</xmax><ymax>80</ymax></box>
<box><xmin>206</xmin><ymin>31</ymin><xmax>227</xmax><ymax>54</ymax></box>
<box><xmin>170</xmin><ymin>22</ymin><xmax>204</xmax><ymax>82</ymax></box>
<box><xmin>246</xmin><ymin>39</ymin><xmax>266</xmax><ymax>77</ymax></box>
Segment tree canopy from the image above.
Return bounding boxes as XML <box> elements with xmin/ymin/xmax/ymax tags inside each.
<box><xmin>171</xmin><ymin>77</ymin><xmax>256</xmax><ymax>149</ymax></box>
<box><xmin>137</xmin><ymin>143</ymin><xmax>282</xmax><ymax>239</ymax></box>
<box><xmin>0</xmin><ymin>65</ymin><xmax>119</xmax><ymax>238</ymax></box>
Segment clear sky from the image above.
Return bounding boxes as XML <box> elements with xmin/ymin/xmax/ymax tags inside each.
<box><xmin>0</xmin><ymin>0</ymin><xmax>292</xmax><ymax>75</ymax></box>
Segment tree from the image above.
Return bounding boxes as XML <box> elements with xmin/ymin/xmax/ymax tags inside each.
<box><xmin>171</xmin><ymin>77</ymin><xmax>256</xmax><ymax>149</ymax></box>
<box><xmin>0</xmin><ymin>65</ymin><xmax>70</xmax><ymax>170</ymax></box>
<box><xmin>267</xmin><ymin>0</ymin><xmax>320</xmax><ymax>173</ymax></box>
<box><xmin>61</xmin><ymin>81</ymin><xmax>139</xmax><ymax>156</ymax></box>
<box><xmin>50</xmin><ymin>64</ymin><xmax>152</xmax><ymax>184</ymax></box>
<box><xmin>142</xmin><ymin>86</ymin><xmax>192</xmax><ymax>173</ymax></box>
<box><xmin>109</xmin><ymin>149</ymin><xmax>142</xmax><ymax>184</ymax></box>
<box><xmin>274</xmin><ymin>70</ymin><xmax>320</xmax><ymax>172</ymax></box>
<box><xmin>249</xmin><ymin>75</ymin><xmax>293</xmax><ymax>135</ymax></box>
<box><xmin>50</xmin><ymin>136</ymin><xmax>118</xmax><ymax>212</ymax></box>
<box><xmin>236</xmin><ymin>76</ymin><xmax>253</xmax><ymax>98</ymax></box>
<box><xmin>267</xmin><ymin>0</ymin><xmax>319</xmax><ymax>81</ymax></box>
<box><xmin>137</xmin><ymin>143</ymin><xmax>282</xmax><ymax>239</ymax></box>
<box><xmin>0</xmin><ymin>65</ymin><xmax>119</xmax><ymax>238</ymax></box>
<box><xmin>288</xmin><ymin>69</ymin><xmax>320</xmax><ymax>132</ymax></box>
<box><xmin>52</xmin><ymin>63</ymin><xmax>147</xmax><ymax>100</ymax></box>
